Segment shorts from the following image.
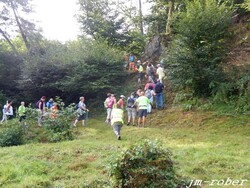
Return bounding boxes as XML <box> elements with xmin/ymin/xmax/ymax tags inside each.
<box><xmin>77</xmin><ymin>114</ymin><xmax>86</xmax><ymax>121</ymax></box>
<box><xmin>127</xmin><ymin>108</ymin><xmax>136</xmax><ymax>118</ymax></box>
<box><xmin>138</xmin><ymin>109</ymin><xmax>147</xmax><ymax>118</ymax></box>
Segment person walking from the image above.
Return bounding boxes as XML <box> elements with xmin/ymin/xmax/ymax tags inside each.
<box><xmin>111</xmin><ymin>103</ymin><xmax>124</xmax><ymax>140</ymax></box>
<box><xmin>37</xmin><ymin>96</ymin><xmax>46</xmax><ymax>127</ymax></box>
<box><xmin>154</xmin><ymin>79</ymin><xmax>165</xmax><ymax>110</ymax></box>
<box><xmin>73</xmin><ymin>96</ymin><xmax>88</xmax><ymax>126</ymax></box>
<box><xmin>145</xmin><ymin>86</ymin><xmax>154</xmax><ymax>113</ymax></box>
<box><xmin>133</xmin><ymin>91</ymin><xmax>150</xmax><ymax>128</ymax></box>
<box><xmin>136</xmin><ymin>60</ymin><xmax>144</xmax><ymax>85</ymax></box>
<box><xmin>1</xmin><ymin>100</ymin><xmax>13</xmax><ymax>124</ymax></box>
<box><xmin>104</xmin><ymin>93</ymin><xmax>115</xmax><ymax>124</ymax></box>
<box><xmin>156</xmin><ymin>64</ymin><xmax>165</xmax><ymax>83</ymax></box>
<box><xmin>126</xmin><ymin>92</ymin><xmax>137</xmax><ymax>126</ymax></box>
<box><xmin>18</xmin><ymin>101</ymin><xmax>27</xmax><ymax>127</ymax></box>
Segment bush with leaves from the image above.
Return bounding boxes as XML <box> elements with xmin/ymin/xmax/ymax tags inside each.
<box><xmin>166</xmin><ymin>0</ymin><xmax>233</xmax><ymax>97</ymax></box>
<box><xmin>108</xmin><ymin>140</ymin><xmax>191</xmax><ymax>188</ymax></box>
<box><xmin>43</xmin><ymin>104</ymin><xmax>75</xmax><ymax>143</ymax></box>
<box><xmin>0</xmin><ymin>126</ymin><xmax>24</xmax><ymax>147</ymax></box>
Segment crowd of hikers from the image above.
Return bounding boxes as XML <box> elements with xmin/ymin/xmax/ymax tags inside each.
<box><xmin>104</xmin><ymin>55</ymin><xmax>167</xmax><ymax>140</ymax></box>
<box><xmin>0</xmin><ymin>54</ymin><xmax>166</xmax><ymax>140</ymax></box>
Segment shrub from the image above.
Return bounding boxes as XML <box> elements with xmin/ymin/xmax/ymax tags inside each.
<box><xmin>0</xmin><ymin>126</ymin><xmax>24</xmax><ymax>147</ymax></box>
<box><xmin>166</xmin><ymin>0</ymin><xmax>233</xmax><ymax>97</ymax></box>
<box><xmin>108</xmin><ymin>140</ymin><xmax>190</xmax><ymax>188</ymax></box>
<box><xmin>43</xmin><ymin>105</ymin><xmax>75</xmax><ymax>143</ymax></box>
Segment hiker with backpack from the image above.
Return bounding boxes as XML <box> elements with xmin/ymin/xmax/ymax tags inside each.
<box><xmin>133</xmin><ymin>91</ymin><xmax>150</xmax><ymax>128</ymax></box>
<box><xmin>154</xmin><ymin>79</ymin><xmax>165</xmax><ymax>110</ymax></box>
<box><xmin>37</xmin><ymin>96</ymin><xmax>46</xmax><ymax>127</ymax></box>
<box><xmin>126</xmin><ymin>92</ymin><xmax>137</xmax><ymax>126</ymax></box>
<box><xmin>145</xmin><ymin>62</ymin><xmax>156</xmax><ymax>82</ymax></box>
<box><xmin>104</xmin><ymin>93</ymin><xmax>115</xmax><ymax>124</ymax></box>
<box><xmin>73</xmin><ymin>96</ymin><xmax>88</xmax><ymax>127</ymax></box>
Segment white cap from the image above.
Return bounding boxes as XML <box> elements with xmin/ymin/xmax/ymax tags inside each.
<box><xmin>120</xmin><ymin>95</ymin><xmax>125</xmax><ymax>98</ymax></box>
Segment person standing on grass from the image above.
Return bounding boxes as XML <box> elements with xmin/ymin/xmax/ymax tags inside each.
<box><xmin>104</xmin><ymin>93</ymin><xmax>115</xmax><ymax>124</ymax></box>
<box><xmin>126</xmin><ymin>92</ymin><xmax>137</xmax><ymax>126</ymax></box>
<box><xmin>117</xmin><ymin>95</ymin><xmax>126</xmax><ymax>109</ymax></box>
<box><xmin>37</xmin><ymin>96</ymin><xmax>46</xmax><ymax>127</ymax></box>
<box><xmin>133</xmin><ymin>91</ymin><xmax>150</xmax><ymax>128</ymax></box>
<box><xmin>18</xmin><ymin>101</ymin><xmax>27</xmax><ymax>127</ymax></box>
<box><xmin>74</xmin><ymin>96</ymin><xmax>88</xmax><ymax>127</ymax></box>
<box><xmin>111</xmin><ymin>103</ymin><xmax>124</xmax><ymax>140</ymax></box>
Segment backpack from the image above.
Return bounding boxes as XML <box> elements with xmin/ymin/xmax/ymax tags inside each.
<box><xmin>149</xmin><ymin>66</ymin><xmax>154</xmax><ymax>75</ymax></box>
<box><xmin>36</xmin><ymin>100</ymin><xmax>41</xmax><ymax>108</ymax></box>
<box><xmin>127</xmin><ymin>97</ymin><xmax>135</xmax><ymax>108</ymax></box>
<box><xmin>74</xmin><ymin>103</ymin><xmax>79</xmax><ymax>110</ymax></box>
<box><xmin>145</xmin><ymin>89</ymin><xmax>152</xmax><ymax>99</ymax></box>
<box><xmin>155</xmin><ymin>83</ymin><xmax>163</xmax><ymax>93</ymax></box>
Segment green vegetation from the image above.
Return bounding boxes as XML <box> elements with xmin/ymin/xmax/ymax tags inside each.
<box><xmin>0</xmin><ymin>108</ymin><xmax>249</xmax><ymax>187</ymax></box>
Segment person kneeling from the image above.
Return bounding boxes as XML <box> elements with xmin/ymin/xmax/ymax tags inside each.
<box><xmin>111</xmin><ymin>103</ymin><xmax>124</xmax><ymax>140</ymax></box>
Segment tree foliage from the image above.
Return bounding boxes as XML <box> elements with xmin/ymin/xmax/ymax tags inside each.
<box><xmin>0</xmin><ymin>0</ymin><xmax>39</xmax><ymax>53</ymax></box>
<box><xmin>166</xmin><ymin>0</ymin><xmax>233</xmax><ymax>97</ymax></box>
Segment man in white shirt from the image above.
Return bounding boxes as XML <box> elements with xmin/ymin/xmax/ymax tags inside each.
<box><xmin>156</xmin><ymin>64</ymin><xmax>165</xmax><ymax>83</ymax></box>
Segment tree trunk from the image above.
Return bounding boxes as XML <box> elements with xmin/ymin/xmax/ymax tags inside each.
<box><xmin>166</xmin><ymin>0</ymin><xmax>174</xmax><ymax>34</ymax></box>
<box><xmin>10</xmin><ymin>0</ymin><xmax>31</xmax><ymax>52</ymax></box>
<box><xmin>0</xmin><ymin>28</ymin><xmax>19</xmax><ymax>55</ymax></box>
<box><xmin>138</xmin><ymin>0</ymin><xmax>143</xmax><ymax>35</ymax></box>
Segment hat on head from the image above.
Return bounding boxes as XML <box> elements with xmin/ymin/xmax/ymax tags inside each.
<box><xmin>120</xmin><ymin>95</ymin><xmax>125</xmax><ymax>98</ymax></box>
<box><xmin>157</xmin><ymin>64</ymin><xmax>161</xmax><ymax>67</ymax></box>
<box><xmin>137</xmin><ymin>60</ymin><xmax>141</xmax><ymax>63</ymax></box>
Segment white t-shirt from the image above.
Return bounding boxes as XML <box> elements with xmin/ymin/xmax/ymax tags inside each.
<box><xmin>4</xmin><ymin>105</ymin><xmax>13</xmax><ymax>115</ymax></box>
<box><xmin>156</xmin><ymin>67</ymin><xmax>165</xmax><ymax>78</ymax></box>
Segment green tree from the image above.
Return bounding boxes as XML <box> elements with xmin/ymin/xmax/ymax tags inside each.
<box><xmin>0</xmin><ymin>0</ymin><xmax>39</xmax><ymax>54</ymax></box>
<box><xmin>166</xmin><ymin>0</ymin><xmax>233</xmax><ymax>97</ymax></box>
<box><xmin>58</xmin><ymin>39</ymin><xmax>126</xmax><ymax>99</ymax></box>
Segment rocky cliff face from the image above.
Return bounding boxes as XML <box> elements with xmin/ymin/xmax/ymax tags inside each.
<box><xmin>141</xmin><ymin>34</ymin><xmax>171</xmax><ymax>65</ymax></box>
<box><xmin>141</xmin><ymin>35</ymin><xmax>163</xmax><ymax>64</ymax></box>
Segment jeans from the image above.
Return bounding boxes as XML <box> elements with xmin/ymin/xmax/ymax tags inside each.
<box><xmin>155</xmin><ymin>93</ymin><xmax>164</xmax><ymax>109</ymax></box>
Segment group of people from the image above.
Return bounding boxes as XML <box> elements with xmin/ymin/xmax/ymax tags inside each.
<box><xmin>1</xmin><ymin>54</ymin><xmax>166</xmax><ymax>141</ymax></box>
<box><xmin>104</xmin><ymin>77</ymin><xmax>165</xmax><ymax>140</ymax></box>
<box><xmin>0</xmin><ymin>97</ymin><xmax>59</xmax><ymax>127</ymax></box>
<box><xmin>126</xmin><ymin>53</ymin><xmax>166</xmax><ymax>87</ymax></box>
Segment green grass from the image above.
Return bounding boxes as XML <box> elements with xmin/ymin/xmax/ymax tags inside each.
<box><xmin>0</xmin><ymin>108</ymin><xmax>249</xmax><ymax>188</ymax></box>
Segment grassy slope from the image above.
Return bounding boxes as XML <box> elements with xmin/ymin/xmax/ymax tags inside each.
<box><xmin>0</xmin><ymin>108</ymin><xmax>249</xmax><ymax>188</ymax></box>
